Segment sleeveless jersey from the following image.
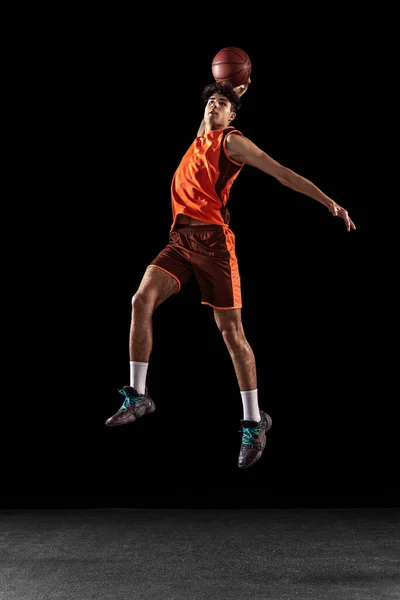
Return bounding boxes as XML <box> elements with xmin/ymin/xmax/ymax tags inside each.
<box><xmin>170</xmin><ymin>126</ymin><xmax>244</xmax><ymax>230</ymax></box>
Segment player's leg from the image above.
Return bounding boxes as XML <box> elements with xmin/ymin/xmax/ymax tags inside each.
<box><xmin>189</xmin><ymin>221</ymin><xmax>272</xmax><ymax>468</ymax></box>
<box><xmin>214</xmin><ymin>308</ymin><xmax>272</xmax><ymax>468</ymax></box>
<box><xmin>129</xmin><ymin>265</ymin><xmax>180</xmax><ymax>364</ymax></box>
<box><xmin>105</xmin><ymin>265</ymin><xmax>179</xmax><ymax>427</ymax></box>
<box><xmin>213</xmin><ymin>308</ymin><xmax>258</xmax><ymax>404</ymax></box>
<box><xmin>190</xmin><ymin>225</ymin><xmax>259</xmax><ymax>414</ymax></box>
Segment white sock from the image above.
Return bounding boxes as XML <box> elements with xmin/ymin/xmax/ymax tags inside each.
<box><xmin>129</xmin><ymin>361</ymin><xmax>149</xmax><ymax>395</ymax></box>
<box><xmin>240</xmin><ymin>389</ymin><xmax>261</xmax><ymax>423</ymax></box>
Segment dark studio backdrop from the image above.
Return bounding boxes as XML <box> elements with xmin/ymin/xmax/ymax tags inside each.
<box><xmin>4</xmin><ymin>18</ymin><xmax>394</xmax><ymax>510</ymax></box>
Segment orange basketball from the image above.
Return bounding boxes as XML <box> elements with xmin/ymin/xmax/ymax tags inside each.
<box><xmin>211</xmin><ymin>47</ymin><xmax>252</xmax><ymax>87</ymax></box>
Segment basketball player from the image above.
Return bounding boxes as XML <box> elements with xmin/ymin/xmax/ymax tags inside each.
<box><xmin>105</xmin><ymin>80</ymin><xmax>356</xmax><ymax>469</ymax></box>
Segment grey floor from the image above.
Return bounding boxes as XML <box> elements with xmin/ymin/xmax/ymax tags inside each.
<box><xmin>1</xmin><ymin>508</ymin><xmax>399</xmax><ymax>600</ymax></box>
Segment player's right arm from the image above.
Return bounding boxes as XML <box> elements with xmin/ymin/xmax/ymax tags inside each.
<box><xmin>197</xmin><ymin>120</ymin><xmax>205</xmax><ymax>137</ymax></box>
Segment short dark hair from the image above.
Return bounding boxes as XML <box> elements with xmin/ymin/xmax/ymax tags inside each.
<box><xmin>201</xmin><ymin>81</ymin><xmax>241</xmax><ymax>114</ymax></box>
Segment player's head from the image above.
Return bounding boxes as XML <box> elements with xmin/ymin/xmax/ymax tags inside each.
<box><xmin>201</xmin><ymin>82</ymin><xmax>241</xmax><ymax>129</ymax></box>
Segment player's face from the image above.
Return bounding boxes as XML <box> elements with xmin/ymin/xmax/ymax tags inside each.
<box><xmin>205</xmin><ymin>94</ymin><xmax>235</xmax><ymax>128</ymax></box>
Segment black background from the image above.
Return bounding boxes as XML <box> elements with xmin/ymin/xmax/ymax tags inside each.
<box><xmin>5</xmin><ymin>13</ymin><xmax>394</xmax><ymax>509</ymax></box>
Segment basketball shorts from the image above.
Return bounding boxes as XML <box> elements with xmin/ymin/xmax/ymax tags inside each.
<box><xmin>149</xmin><ymin>223</ymin><xmax>242</xmax><ymax>310</ymax></box>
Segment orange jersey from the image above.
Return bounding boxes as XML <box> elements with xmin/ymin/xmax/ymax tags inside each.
<box><xmin>170</xmin><ymin>126</ymin><xmax>244</xmax><ymax>230</ymax></box>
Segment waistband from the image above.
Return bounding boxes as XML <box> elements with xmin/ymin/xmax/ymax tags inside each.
<box><xmin>173</xmin><ymin>223</ymin><xmax>224</xmax><ymax>232</ymax></box>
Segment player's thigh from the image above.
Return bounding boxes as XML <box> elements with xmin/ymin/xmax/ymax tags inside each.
<box><xmin>134</xmin><ymin>266</ymin><xmax>179</xmax><ymax>311</ymax></box>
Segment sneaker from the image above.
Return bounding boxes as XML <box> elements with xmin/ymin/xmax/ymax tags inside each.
<box><xmin>238</xmin><ymin>411</ymin><xmax>272</xmax><ymax>468</ymax></box>
<box><xmin>105</xmin><ymin>386</ymin><xmax>156</xmax><ymax>427</ymax></box>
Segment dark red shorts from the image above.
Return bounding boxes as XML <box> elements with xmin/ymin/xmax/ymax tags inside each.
<box><xmin>149</xmin><ymin>223</ymin><xmax>242</xmax><ymax>309</ymax></box>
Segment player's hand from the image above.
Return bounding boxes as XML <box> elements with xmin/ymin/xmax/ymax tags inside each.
<box><xmin>234</xmin><ymin>78</ymin><xmax>251</xmax><ymax>97</ymax></box>
<box><xmin>328</xmin><ymin>200</ymin><xmax>356</xmax><ymax>232</ymax></box>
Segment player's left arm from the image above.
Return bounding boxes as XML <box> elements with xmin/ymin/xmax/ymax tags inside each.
<box><xmin>225</xmin><ymin>134</ymin><xmax>356</xmax><ymax>232</ymax></box>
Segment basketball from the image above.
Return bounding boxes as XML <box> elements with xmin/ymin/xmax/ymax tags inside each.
<box><xmin>211</xmin><ymin>47</ymin><xmax>252</xmax><ymax>87</ymax></box>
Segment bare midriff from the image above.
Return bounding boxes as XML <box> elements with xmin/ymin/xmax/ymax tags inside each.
<box><xmin>176</xmin><ymin>214</ymin><xmax>211</xmax><ymax>226</ymax></box>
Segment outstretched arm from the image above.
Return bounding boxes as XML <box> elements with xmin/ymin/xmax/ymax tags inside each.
<box><xmin>225</xmin><ymin>134</ymin><xmax>356</xmax><ymax>232</ymax></box>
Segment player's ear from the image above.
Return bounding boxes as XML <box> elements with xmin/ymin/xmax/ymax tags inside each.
<box><xmin>229</xmin><ymin>111</ymin><xmax>236</xmax><ymax>122</ymax></box>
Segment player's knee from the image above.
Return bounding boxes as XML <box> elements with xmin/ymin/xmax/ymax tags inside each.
<box><xmin>217</xmin><ymin>318</ymin><xmax>241</xmax><ymax>337</ymax></box>
<box><xmin>222</xmin><ymin>324</ymin><xmax>241</xmax><ymax>341</ymax></box>
<box><xmin>131</xmin><ymin>291</ymin><xmax>151</xmax><ymax>313</ymax></box>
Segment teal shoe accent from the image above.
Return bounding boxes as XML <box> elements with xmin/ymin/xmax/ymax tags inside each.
<box><xmin>239</xmin><ymin>424</ymin><xmax>262</xmax><ymax>446</ymax></box>
<box><xmin>118</xmin><ymin>388</ymin><xmax>141</xmax><ymax>410</ymax></box>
